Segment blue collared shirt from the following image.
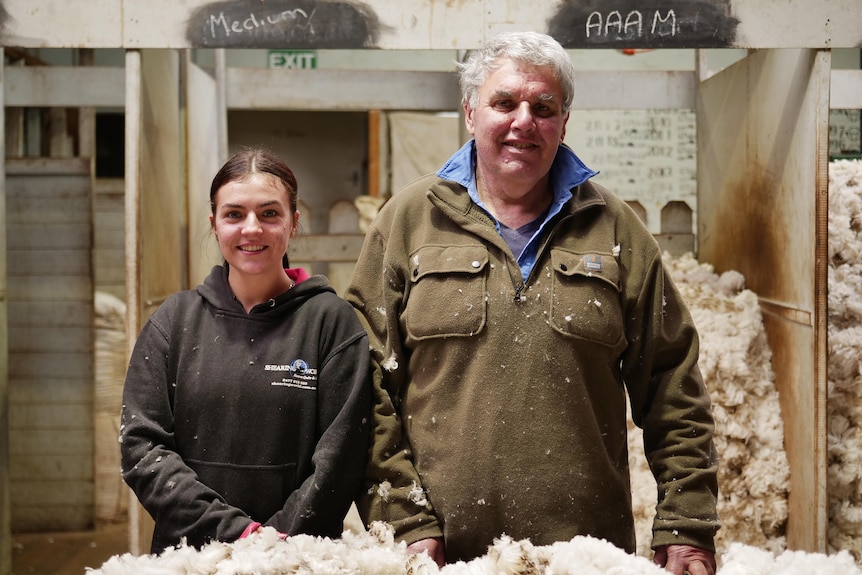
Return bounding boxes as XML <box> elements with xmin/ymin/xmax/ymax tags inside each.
<box><xmin>437</xmin><ymin>140</ymin><xmax>598</xmax><ymax>282</ymax></box>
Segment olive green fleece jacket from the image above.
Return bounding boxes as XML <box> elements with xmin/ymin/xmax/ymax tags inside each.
<box><xmin>344</xmin><ymin>174</ymin><xmax>719</xmax><ymax>562</ymax></box>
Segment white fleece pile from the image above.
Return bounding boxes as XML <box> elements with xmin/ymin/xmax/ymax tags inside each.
<box><xmin>628</xmin><ymin>252</ymin><xmax>790</xmax><ymax>556</ymax></box>
<box><xmin>826</xmin><ymin>159</ymin><xmax>862</xmax><ymax>560</ymax></box>
<box><xmin>88</xmin><ymin>523</ymin><xmax>861</xmax><ymax>575</ymax></box>
<box><xmin>718</xmin><ymin>542</ymin><xmax>860</xmax><ymax>575</ymax></box>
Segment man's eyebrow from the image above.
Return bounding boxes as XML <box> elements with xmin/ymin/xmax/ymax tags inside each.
<box><xmin>488</xmin><ymin>90</ymin><xmax>558</xmax><ymax>103</ymax></box>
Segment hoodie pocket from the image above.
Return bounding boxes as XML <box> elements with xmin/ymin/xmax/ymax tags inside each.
<box><xmin>549</xmin><ymin>249</ymin><xmax>624</xmax><ymax>347</ymax></box>
<box><xmin>189</xmin><ymin>458</ymin><xmax>297</xmax><ymax>522</ymax></box>
<box><xmin>404</xmin><ymin>245</ymin><xmax>488</xmax><ymax>340</ymax></box>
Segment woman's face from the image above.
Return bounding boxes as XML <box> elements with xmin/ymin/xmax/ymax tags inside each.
<box><xmin>209</xmin><ymin>173</ymin><xmax>299</xmax><ymax>277</ymax></box>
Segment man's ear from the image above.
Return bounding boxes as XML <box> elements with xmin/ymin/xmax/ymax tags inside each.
<box><xmin>463</xmin><ymin>100</ymin><xmax>476</xmax><ymax>135</ymax></box>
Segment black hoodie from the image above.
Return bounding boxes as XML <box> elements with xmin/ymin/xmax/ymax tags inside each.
<box><xmin>121</xmin><ymin>265</ymin><xmax>371</xmax><ymax>553</ymax></box>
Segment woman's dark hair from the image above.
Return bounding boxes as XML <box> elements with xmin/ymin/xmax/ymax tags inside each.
<box><xmin>210</xmin><ymin>146</ymin><xmax>298</xmax><ymax>215</ymax></box>
<box><xmin>210</xmin><ymin>146</ymin><xmax>298</xmax><ymax>267</ymax></box>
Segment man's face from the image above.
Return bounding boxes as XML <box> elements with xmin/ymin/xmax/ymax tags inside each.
<box><xmin>465</xmin><ymin>57</ymin><xmax>569</xmax><ymax>196</ymax></box>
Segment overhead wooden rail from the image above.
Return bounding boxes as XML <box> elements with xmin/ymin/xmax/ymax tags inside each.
<box><xmin>0</xmin><ymin>1</ymin><xmax>860</xmax><ymax>572</ymax></box>
<box><xmin>0</xmin><ymin>0</ymin><xmax>857</xmax><ymax>49</ymax></box>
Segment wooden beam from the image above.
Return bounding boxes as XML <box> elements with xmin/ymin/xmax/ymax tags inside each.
<box><xmin>225</xmin><ymin>68</ymin><xmax>460</xmax><ymax>111</ymax></box>
<box><xmin>4</xmin><ymin>66</ymin><xmax>699</xmax><ymax>112</ymax></box>
<box><xmin>4</xmin><ymin>67</ymin><xmax>125</xmax><ymax>108</ymax></box>
<box><xmin>368</xmin><ymin>110</ymin><xmax>380</xmax><ymax>198</ymax></box>
<box><xmin>1</xmin><ymin>0</ymin><xmax>859</xmax><ymax>49</ymax></box>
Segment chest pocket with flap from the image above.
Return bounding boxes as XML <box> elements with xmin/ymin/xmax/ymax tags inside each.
<box><xmin>549</xmin><ymin>249</ymin><xmax>624</xmax><ymax>347</ymax></box>
<box><xmin>404</xmin><ymin>245</ymin><xmax>488</xmax><ymax>340</ymax></box>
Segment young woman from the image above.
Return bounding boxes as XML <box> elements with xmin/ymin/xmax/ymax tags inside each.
<box><xmin>121</xmin><ymin>147</ymin><xmax>371</xmax><ymax>554</ymax></box>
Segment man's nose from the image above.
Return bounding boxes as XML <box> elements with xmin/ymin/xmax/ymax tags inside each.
<box><xmin>512</xmin><ymin>102</ymin><xmax>536</xmax><ymax>130</ymax></box>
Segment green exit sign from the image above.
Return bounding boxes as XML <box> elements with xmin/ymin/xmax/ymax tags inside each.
<box><xmin>268</xmin><ymin>50</ymin><xmax>318</xmax><ymax>69</ymax></box>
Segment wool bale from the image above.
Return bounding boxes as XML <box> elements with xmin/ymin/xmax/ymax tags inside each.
<box><xmin>628</xmin><ymin>252</ymin><xmax>790</xmax><ymax>557</ymax></box>
<box><xmin>88</xmin><ymin>522</ymin><xmax>862</xmax><ymax>575</ymax></box>
<box><xmin>826</xmin><ymin>159</ymin><xmax>862</xmax><ymax>560</ymax></box>
<box><xmin>94</xmin><ymin>291</ymin><xmax>129</xmax><ymax>525</ymax></box>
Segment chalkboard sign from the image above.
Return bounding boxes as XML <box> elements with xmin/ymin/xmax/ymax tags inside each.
<box><xmin>566</xmin><ymin>109</ymin><xmax>697</xmax><ymax>234</ymax></box>
<box><xmin>549</xmin><ymin>0</ymin><xmax>739</xmax><ymax>49</ymax></box>
<box><xmin>186</xmin><ymin>0</ymin><xmax>385</xmax><ymax>48</ymax></box>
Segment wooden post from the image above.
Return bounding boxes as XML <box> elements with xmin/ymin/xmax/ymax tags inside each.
<box><xmin>125</xmin><ymin>47</ymin><xmax>185</xmax><ymax>556</ymax></box>
<box><xmin>0</xmin><ymin>49</ymin><xmax>11</xmax><ymax>575</ymax></box>
<box><xmin>368</xmin><ymin>110</ymin><xmax>381</xmax><ymax>198</ymax></box>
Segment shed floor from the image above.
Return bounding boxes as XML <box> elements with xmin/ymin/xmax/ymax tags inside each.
<box><xmin>11</xmin><ymin>523</ymin><xmax>129</xmax><ymax>575</ymax></box>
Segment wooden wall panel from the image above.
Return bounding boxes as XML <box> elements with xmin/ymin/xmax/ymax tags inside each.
<box><xmin>7</xmin><ymin>279</ymin><xmax>92</xmax><ymax>301</ymax></box>
<box><xmin>9</xmin><ymin>454</ymin><xmax>93</xmax><ymax>480</ymax></box>
<box><xmin>8</xmin><ymin>430</ymin><xmax>92</xmax><ymax>457</ymax></box>
<box><xmin>697</xmin><ymin>48</ymin><xmax>830</xmax><ymax>552</ymax></box>
<box><xmin>8</xmin><ymin>378</ymin><xmax>90</xmax><ymax>403</ymax></box>
<box><xmin>8</xmin><ymin>302</ymin><xmax>91</xmax><ymax>328</ymax></box>
<box><xmin>6</xmin><ymin>157</ymin><xmax>95</xmax><ymax>533</ymax></box>
<box><xmin>8</xmin><ymin>250</ymin><xmax>92</xmax><ymax>277</ymax></box>
<box><xmin>8</xmin><ymin>328</ymin><xmax>92</xmax><ymax>353</ymax></box>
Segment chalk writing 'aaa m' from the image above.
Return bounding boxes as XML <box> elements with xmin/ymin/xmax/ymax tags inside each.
<box><xmin>586</xmin><ymin>10</ymin><xmax>678</xmax><ymax>39</ymax></box>
<box><xmin>208</xmin><ymin>9</ymin><xmax>311</xmax><ymax>38</ymax></box>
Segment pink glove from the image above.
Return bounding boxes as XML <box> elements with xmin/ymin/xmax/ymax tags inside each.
<box><xmin>238</xmin><ymin>521</ymin><xmax>288</xmax><ymax>540</ymax></box>
<box><xmin>239</xmin><ymin>521</ymin><xmax>262</xmax><ymax>539</ymax></box>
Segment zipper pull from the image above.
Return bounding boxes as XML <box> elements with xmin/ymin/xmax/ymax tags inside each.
<box><xmin>514</xmin><ymin>283</ymin><xmax>525</xmax><ymax>303</ymax></box>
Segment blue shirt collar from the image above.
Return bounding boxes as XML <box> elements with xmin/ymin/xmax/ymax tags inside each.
<box><xmin>436</xmin><ymin>140</ymin><xmax>598</xmax><ymax>213</ymax></box>
<box><xmin>436</xmin><ymin>140</ymin><xmax>598</xmax><ymax>283</ymax></box>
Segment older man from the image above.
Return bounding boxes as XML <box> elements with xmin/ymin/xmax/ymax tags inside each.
<box><xmin>346</xmin><ymin>31</ymin><xmax>719</xmax><ymax>575</ymax></box>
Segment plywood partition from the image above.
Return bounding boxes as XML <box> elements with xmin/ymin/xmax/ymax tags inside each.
<box><xmin>696</xmin><ymin>48</ymin><xmax>831</xmax><ymax>552</ymax></box>
<box><xmin>125</xmin><ymin>48</ymin><xmax>186</xmax><ymax>555</ymax></box>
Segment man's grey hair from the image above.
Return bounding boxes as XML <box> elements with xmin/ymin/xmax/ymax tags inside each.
<box><xmin>456</xmin><ymin>31</ymin><xmax>575</xmax><ymax>115</ymax></box>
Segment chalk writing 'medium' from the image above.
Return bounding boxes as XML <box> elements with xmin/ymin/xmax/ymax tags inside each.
<box><xmin>208</xmin><ymin>8</ymin><xmax>311</xmax><ymax>38</ymax></box>
<box><xmin>586</xmin><ymin>10</ymin><xmax>678</xmax><ymax>39</ymax></box>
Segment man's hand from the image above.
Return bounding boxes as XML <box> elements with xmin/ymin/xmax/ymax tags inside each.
<box><xmin>406</xmin><ymin>537</ymin><xmax>445</xmax><ymax>567</ymax></box>
<box><xmin>653</xmin><ymin>544</ymin><xmax>716</xmax><ymax>575</ymax></box>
